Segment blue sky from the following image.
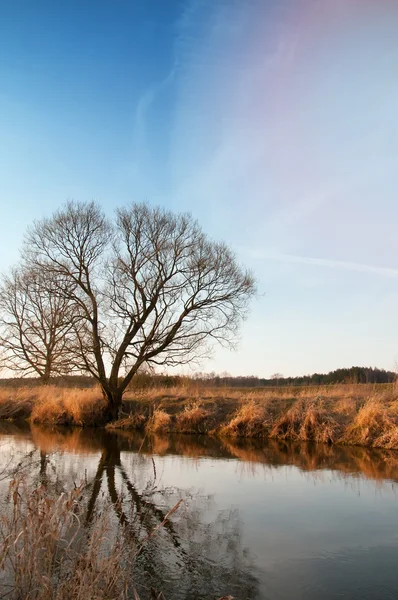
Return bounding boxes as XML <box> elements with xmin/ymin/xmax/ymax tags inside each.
<box><xmin>1</xmin><ymin>0</ymin><xmax>398</xmax><ymax>377</ymax></box>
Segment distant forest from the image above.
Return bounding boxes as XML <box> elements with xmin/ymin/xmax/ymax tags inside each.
<box><xmin>195</xmin><ymin>366</ymin><xmax>396</xmax><ymax>387</ymax></box>
<box><xmin>0</xmin><ymin>366</ymin><xmax>395</xmax><ymax>389</ymax></box>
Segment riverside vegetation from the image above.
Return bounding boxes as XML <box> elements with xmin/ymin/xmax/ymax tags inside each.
<box><xmin>1</xmin><ymin>381</ymin><xmax>398</xmax><ymax>450</ymax></box>
<box><xmin>0</xmin><ymin>479</ymin><xmax>137</xmax><ymax>599</ymax></box>
<box><xmin>0</xmin><ymin>439</ymin><xmax>184</xmax><ymax>600</ymax></box>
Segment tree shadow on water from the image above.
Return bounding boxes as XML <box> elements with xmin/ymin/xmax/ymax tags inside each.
<box><xmin>27</xmin><ymin>426</ymin><xmax>260</xmax><ymax>600</ymax></box>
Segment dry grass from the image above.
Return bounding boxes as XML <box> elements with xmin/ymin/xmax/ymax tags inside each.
<box><xmin>0</xmin><ymin>478</ymin><xmax>135</xmax><ymax>599</ymax></box>
<box><xmin>30</xmin><ymin>386</ymin><xmax>106</xmax><ymax>426</ymax></box>
<box><xmin>125</xmin><ymin>382</ymin><xmax>387</xmax><ymax>404</ymax></box>
<box><xmin>0</xmin><ymin>386</ymin><xmax>106</xmax><ymax>426</ymax></box>
<box><xmin>175</xmin><ymin>402</ymin><xmax>210</xmax><ymax>433</ymax></box>
<box><xmin>3</xmin><ymin>382</ymin><xmax>398</xmax><ymax>449</ymax></box>
<box><xmin>343</xmin><ymin>398</ymin><xmax>398</xmax><ymax>448</ymax></box>
<box><xmin>270</xmin><ymin>398</ymin><xmax>341</xmax><ymax>444</ymax></box>
<box><xmin>106</xmin><ymin>413</ymin><xmax>146</xmax><ymax>431</ymax></box>
<box><xmin>146</xmin><ymin>409</ymin><xmax>172</xmax><ymax>433</ymax></box>
<box><xmin>0</xmin><ymin>387</ymin><xmax>36</xmax><ymax>419</ymax></box>
<box><xmin>219</xmin><ymin>400</ymin><xmax>270</xmax><ymax>438</ymax></box>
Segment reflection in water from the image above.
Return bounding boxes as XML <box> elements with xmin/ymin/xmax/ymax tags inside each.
<box><xmin>1</xmin><ymin>424</ymin><xmax>398</xmax><ymax>599</ymax></box>
<box><xmin>0</xmin><ymin>419</ymin><xmax>394</xmax><ymax>485</ymax></box>
<box><xmin>0</xmin><ymin>424</ymin><xmax>260</xmax><ymax>600</ymax></box>
<box><xmin>21</xmin><ymin>423</ymin><xmax>398</xmax><ymax>484</ymax></box>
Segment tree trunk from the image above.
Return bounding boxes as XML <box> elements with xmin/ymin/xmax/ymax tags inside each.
<box><xmin>101</xmin><ymin>386</ymin><xmax>123</xmax><ymax>423</ymax></box>
<box><xmin>41</xmin><ymin>372</ymin><xmax>51</xmax><ymax>386</ymax></box>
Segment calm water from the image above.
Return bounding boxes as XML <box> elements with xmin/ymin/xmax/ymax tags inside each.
<box><xmin>1</xmin><ymin>422</ymin><xmax>398</xmax><ymax>599</ymax></box>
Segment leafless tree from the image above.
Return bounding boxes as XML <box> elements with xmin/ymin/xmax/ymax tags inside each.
<box><xmin>24</xmin><ymin>201</ymin><xmax>256</xmax><ymax>420</ymax></box>
<box><xmin>0</xmin><ymin>266</ymin><xmax>76</xmax><ymax>382</ymax></box>
<box><xmin>271</xmin><ymin>373</ymin><xmax>283</xmax><ymax>386</ymax></box>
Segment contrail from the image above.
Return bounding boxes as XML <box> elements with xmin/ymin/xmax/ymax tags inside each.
<box><xmin>245</xmin><ymin>250</ymin><xmax>398</xmax><ymax>278</ymax></box>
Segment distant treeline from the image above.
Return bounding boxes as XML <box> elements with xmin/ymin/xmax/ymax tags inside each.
<box><xmin>194</xmin><ymin>366</ymin><xmax>396</xmax><ymax>387</ymax></box>
<box><xmin>0</xmin><ymin>366</ymin><xmax>395</xmax><ymax>389</ymax></box>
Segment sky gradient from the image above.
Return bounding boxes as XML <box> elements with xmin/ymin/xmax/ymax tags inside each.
<box><xmin>1</xmin><ymin>0</ymin><xmax>398</xmax><ymax>377</ymax></box>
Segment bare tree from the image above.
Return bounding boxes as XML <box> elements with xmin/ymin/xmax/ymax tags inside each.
<box><xmin>24</xmin><ymin>201</ymin><xmax>256</xmax><ymax>420</ymax></box>
<box><xmin>0</xmin><ymin>266</ymin><xmax>76</xmax><ymax>382</ymax></box>
<box><xmin>271</xmin><ymin>373</ymin><xmax>283</xmax><ymax>386</ymax></box>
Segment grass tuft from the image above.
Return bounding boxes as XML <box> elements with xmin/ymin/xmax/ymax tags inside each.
<box><xmin>106</xmin><ymin>413</ymin><xmax>146</xmax><ymax>431</ymax></box>
<box><xmin>0</xmin><ymin>388</ymin><xmax>35</xmax><ymax>419</ymax></box>
<box><xmin>270</xmin><ymin>399</ymin><xmax>341</xmax><ymax>444</ymax></box>
<box><xmin>0</xmin><ymin>385</ymin><xmax>106</xmax><ymax>426</ymax></box>
<box><xmin>146</xmin><ymin>409</ymin><xmax>172</xmax><ymax>433</ymax></box>
<box><xmin>175</xmin><ymin>402</ymin><xmax>210</xmax><ymax>433</ymax></box>
<box><xmin>219</xmin><ymin>401</ymin><xmax>270</xmax><ymax>438</ymax></box>
<box><xmin>30</xmin><ymin>386</ymin><xmax>106</xmax><ymax>426</ymax></box>
<box><xmin>343</xmin><ymin>398</ymin><xmax>398</xmax><ymax>448</ymax></box>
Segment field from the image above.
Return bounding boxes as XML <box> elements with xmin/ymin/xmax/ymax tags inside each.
<box><xmin>0</xmin><ymin>382</ymin><xmax>398</xmax><ymax>450</ymax></box>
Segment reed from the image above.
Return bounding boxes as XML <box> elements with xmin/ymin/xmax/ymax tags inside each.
<box><xmin>343</xmin><ymin>397</ymin><xmax>398</xmax><ymax>448</ymax></box>
<box><xmin>219</xmin><ymin>400</ymin><xmax>270</xmax><ymax>438</ymax></box>
<box><xmin>175</xmin><ymin>402</ymin><xmax>210</xmax><ymax>433</ymax></box>
<box><xmin>0</xmin><ymin>478</ymin><xmax>135</xmax><ymax>599</ymax></box>
<box><xmin>269</xmin><ymin>398</ymin><xmax>341</xmax><ymax>444</ymax></box>
<box><xmin>0</xmin><ymin>385</ymin><xmax>106</xmax><ymax>425</ymax></box>
<box><xmin>146</xmin><ymin>408</ymin><xmax>172</xmax><ymax>433</ymax></box>
<box><xmin>2</xmin><ymin>382</ymin><xmax>398</xmax><ymax>450</ymax></box>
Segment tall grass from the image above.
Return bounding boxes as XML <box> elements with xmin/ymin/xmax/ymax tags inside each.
<box><xmin>0</xmin><ymin>387</ymin><xmax>35</xmax><ymax>419</ymax></box>
<box><xmin>0</xmin><ymin>478</ymin><xmax>135</xmax><ymax>599</ymax></box>
<box><xmin>2</xmin><ymin>382</ymin><xmax>398</xmax><ymax>449</ymax></box>
<box><xmin>219</xmin><ymin>401</ymin><xmax>270</xmax><ymax>438</ymax></box>
<box><xmin>0</xmin><ymin>386</ymin><xmax>106</xmax><ymax>426</ymax></box>
<box><xmin>175</xmin><ymin>402</ymin><xmax>210</xmax><ymax>433</ymax></box>
<box><xmin>126</xmin><ymin>385</ymin><xmax>398</xmax><ymax>449</ymax></box>
<box><xmin>344</xmin><ymin>398</ymin><xmax>398</xmax><ymax>448</ymax></box>
<box><xmin>269</xmin><ymin>399</ymin><xmax>341</xmax><ymax>444</ymax></box>
<box><xmin>146</xmin><ymin>408</ymin><xmax>172</xmax><ymax>433</ymax></box>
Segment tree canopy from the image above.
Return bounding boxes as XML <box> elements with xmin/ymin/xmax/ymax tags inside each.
<box><xmin>0</xmin><ymin>201</ymin><xmax>256</xmax><ymax>419</ymax></box>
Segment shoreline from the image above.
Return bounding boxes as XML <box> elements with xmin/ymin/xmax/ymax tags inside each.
<box><xmin>1</xmin><ymin>382</ymin><xmax>398</xmax><ymax>451</ymax></box>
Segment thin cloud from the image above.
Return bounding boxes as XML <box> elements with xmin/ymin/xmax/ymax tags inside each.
<box><xmin>132</xmin><ymin>67</ymin><xmax>176</xmax><ymax>150</ymax></box>
<box><xmin>246</xmin><ymin>250</ymin><xmax>398</xmax><ymax>278</ymax></box>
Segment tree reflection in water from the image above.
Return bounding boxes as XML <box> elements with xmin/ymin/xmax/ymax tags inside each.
<box><xmin>1</xmin><ymin>424</ymin><xmax>260</xmax><ymax>600</ymax></box>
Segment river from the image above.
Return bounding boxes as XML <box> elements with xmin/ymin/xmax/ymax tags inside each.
<box><xmin>1</xmin><ymin>422</ymin><xmax>398</xmax><ymax>599</ymax></box>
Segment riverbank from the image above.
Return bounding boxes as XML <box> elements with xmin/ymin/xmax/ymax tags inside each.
<box><xmin>1</xmin><ymin>383</ymin><xmax>398</xmax><ymax>449</ymax></box>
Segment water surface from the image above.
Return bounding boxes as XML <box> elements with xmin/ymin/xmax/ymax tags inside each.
<box><xmin>1</xmin><ymin>422</ymin><xmax>398</xmax><ymax>599</ymax></box>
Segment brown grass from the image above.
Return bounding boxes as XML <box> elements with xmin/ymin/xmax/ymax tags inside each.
<box><xmin>175</xmin><ymin>402</ymin><xmax>210</xmax><ymax>433</ymax></box>
<box><xmin>106</xmin><ymin>413</ymin><xmax>146</xmax><ymax>431</ymax></box>
<box><xmin>343</xmin><ymin>398</ymin><xmax>398</xmax><ymax>448</ymax></box>
<box><xmin>3</xmin><ymin>382</ymin><xmax>398</xmax><ymax>450</ymax></box>
<box><xmin>0</xmin><ymin>478</ymin><xmax>135</xmax><ymax>599</ymax></box>
<box><xmin>270</xmin><ymin>398</ymin><xmax>341</xmax><ymax>444</ymax></box>
<box><xmin>219</xmin><ymin>400</ymin><xmax>270</xmax><ymax>438</ymax></box>
<box><xmin>0</xmin><ymin>387</ymin><xmax>36</xmax><ymax>419</ymax></box>
<box><xmin>30</xmin><ymin>386</ymin><xmax>106</xmax><ymax>426</ymax></box>
<box><xmin>0</xmin><ymin>386</ymin><xmax>106</xmax><ymax>426</ymax></box>
<box><xmin>146</xmin><ymin>408</ymin><xmax>172</xmax><ymax>433</ymax></box>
